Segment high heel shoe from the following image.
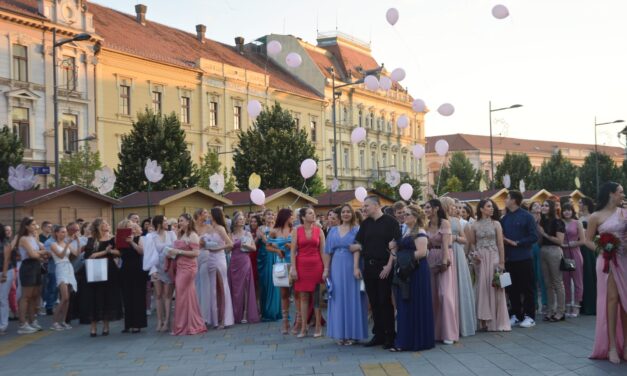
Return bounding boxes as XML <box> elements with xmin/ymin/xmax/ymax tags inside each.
<box><xmin>281</xmin><ymin>310</ymin><xmax>289</xmax><ymax>335</ymax></box>
<box><xmin>291</xmin><ymin>315</ymin><xmax>302</xmax><ymax>335</ymax></box>
<box><xmin>297</xmin><ymin>329</ymin><xmax>308</xmax><ymax>338</ymax></box>
<box><xmin>608</xmin><ymin>348</ymin><xmax>620</xmax><ymax>364</ymax></box>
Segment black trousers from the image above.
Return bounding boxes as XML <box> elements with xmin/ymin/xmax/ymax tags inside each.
<box><xmin>364</xmin><ymin>267</ymin><xmax>395</xmax><ymax>343</ymax></box>
<box><xmin>505</xmin><ymin>258</ymin><xmax>536</xmax><ymax>321</ymax></box>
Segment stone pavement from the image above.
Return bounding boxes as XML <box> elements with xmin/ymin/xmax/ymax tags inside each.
<box><xmin>0</xmin><ymin>313</ymin><xmax>625</xmax><ymax>376</ymax></box>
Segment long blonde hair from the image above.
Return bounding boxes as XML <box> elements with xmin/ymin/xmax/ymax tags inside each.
<box><xmin>406</xmin><ymin>204</ymin><xmax>426</xmax><ymax>238</ymax></box>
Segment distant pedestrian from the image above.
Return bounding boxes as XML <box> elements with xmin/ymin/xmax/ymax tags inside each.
<box><xmin>538</xmin><ymin>200</ymin><xmax>566</xmax><ymax>322</ymax></box>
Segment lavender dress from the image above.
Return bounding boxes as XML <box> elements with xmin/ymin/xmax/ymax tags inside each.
<box><xmin>228</xmin><ymin>234</ymin><xmax>260</xmax><ymax>323</ymax></box>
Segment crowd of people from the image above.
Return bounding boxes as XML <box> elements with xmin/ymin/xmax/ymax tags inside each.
<box><xmin>0</xmin><ymin>182</ymin><xmax>625</xmax><ymax>364</ymax></box>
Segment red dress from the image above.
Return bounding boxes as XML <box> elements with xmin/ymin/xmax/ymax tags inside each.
<box><xmin>294</xmin><ymin>226</ymin><xmax>323</xmax><ymax>292</ymax></box>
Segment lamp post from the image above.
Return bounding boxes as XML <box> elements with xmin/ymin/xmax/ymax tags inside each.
<box><xmin>330</xmin><ymin>66</ymin><xmax>383</xmax><ymax>180</ymax></box>
<box><xmin>489</xmin><ymin>102</ymin><xmax>522</xmax><ymax>189</ymax></box>
<box><xmin>594</xmin><ymin>117</ymin><xmax>624</xmax><ymax>197</ymax></box>
<box><xmin>53</xmin><ymin>30</ymin><xmax>91</xmax><ymax>187</ymax></box>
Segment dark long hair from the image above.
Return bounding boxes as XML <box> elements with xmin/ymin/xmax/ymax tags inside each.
<box><xmin>597</xmin><ymin>182</ymin><xmax>620</xmax><ymax>212</ymax></box>
<box><xmin>427</xmin><ymin>199</ymin><xmax>448</xmax><ymax>228</ymax></box>
<box><xmin>540</xmin><ymin>200</ymin><xmax>557</xmax><ymax>230</ymax></box>
<box><xmin>274</xmin><ymin>208</ymin><xmax>293</xmax><ymax>230</ymax></box>
<box><xmin>152</xmin><ymin>215</ymin><xmax>166</xmax><ymax>232</ymax></box>
<box><xmin>298</xmin><ymin>206</ymin><xmax>314</xmax><ymax>224</ymax></box>
<box><xmin>0</xmin><ymin>222</ymin><xmax>6</xmax><ymax>245</ymax></box>
<box><xmin>178</xmin><ymin>213</ymin><xmax>196</xmax><ymax>237</ymax></box>
<box><xmin>580</xmin><ymin>197</ymin><xmax>595</xmax><ymax>214</ymax></box>
<box><xmin>15</xmin><ymin>217</ymin><xmax>35</xmax><ymax>253</ymax></box>
<box><xmin>210</xmin><ymin>207</ymin><xmax>228</xmax><ymax>232</ymax></box>
<box><xmin>477</xmin><ymin>199</ymin><xmax>500</xmax><ymax>221</ymax></box>
<box><xmin>561</xmin><ymin>203</ymin><xmax>578</xmax><ymax>220</ymax></box>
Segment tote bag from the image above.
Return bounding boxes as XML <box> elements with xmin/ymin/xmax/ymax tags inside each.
<box><xmin>86</xmin><ymin>258</ymin><xmax>108</xmax><ymax>283</ymax></box>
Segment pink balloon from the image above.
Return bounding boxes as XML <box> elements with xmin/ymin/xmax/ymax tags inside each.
<box><xmin>364</xmin><ymin>75</ymin><xmax>379</xmax><ymax>91</ymax></box>
<box><xmin>390</xmin><ymin>68</ymin><xmax>406</xmax><ymax>82</ymax></box>
<box><xmin>386</xmin><ymin>8</ymin><xmax>399</xmax><ymax>26</ymax></box>
<box><xmin>300</xmin><ymin>158</ymin><xmax>317</xmax><ymax>179</ymax></box>
<box><xmin>412</xmin><ymin>144</ymin><xmax>425</xmax><ymax>159</ymax></box>
<box><xmin>247</xmin><ymin>100</ymin><xmax>262</xmax><ymax>117</ymax></box>
<box><xmin>355</xmin><ymin>186</ymin><xmax>368</xmax><ymax>202</ymax></box>
<box><xmin>437</xmin><ymin>103</ymin><xmax>455</xmax><ymax>116</ymax></box>
<box><xmin>399</xmin><ymin>183</ymin><xmax>413</xmax><ymax>201</ymax></box>
<box><xmin>492</xmin><ymin>4</ymin><xmax>509</xmax><ymax>19</ymax></box>
<box><xmin>396</xmin><ymin>115</ymin><xmax>409</xmax><ymax>129</ymax></box>
<box><xmin>379</xmin><ymin>76</ymin><xmax>392</xmax><ymax>91</ymax></box>
<box><xmin>351</xmin><ymin>127</ymin><xmax>366</xmax><ymax>144</ymax></box>
<box><xmin>286</xmin><ymin>52</ymin><xmax>302</xmax><ymax>68</ymax></box>
<box><xmin>412</xmin><ymin>99</ymin><xmax>426</xmax><ymax>112</ymax></box>
<box><xmin>435</xmin><ymin>139</ymin><xmax>449</xmax><ymax>156</ymax></box>
<box><xmin>250</xmin><ymin>188</ymin><xmax>265</xmax><ymax>206</ymax></box>
<box><xmin>267</xmin><ymin>40</ymin><xmax>282</xmax><ymax>56</ymax></box>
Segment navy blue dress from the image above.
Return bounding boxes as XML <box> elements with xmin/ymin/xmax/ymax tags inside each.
<box><xmin>394</xmin><ymin>233</ymin><xmax>435</xmax><ymax>351</ymax></box>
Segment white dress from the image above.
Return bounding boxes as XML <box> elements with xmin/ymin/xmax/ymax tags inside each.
<box><xmin>51</xmin><ymin>242</ymin><xmax>77</xmax><ymax>292</ymax></box>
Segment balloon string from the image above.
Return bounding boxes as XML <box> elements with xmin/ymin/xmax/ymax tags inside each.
<box><xmin>287</xmin><ymin>180</ymin><xmax>309</xmax><ymax>209</ymax></box>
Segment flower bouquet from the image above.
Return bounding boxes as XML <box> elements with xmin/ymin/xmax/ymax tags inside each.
<box><xmin>594</xmin><ymin>232</ymin><xmax>621</xmax><ymax>274</ymax></box>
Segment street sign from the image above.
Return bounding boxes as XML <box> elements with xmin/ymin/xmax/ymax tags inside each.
<box><xmin>32</xmin><ymin>166</ymin><xmax>50</xmax><ymax>175</ymax></box>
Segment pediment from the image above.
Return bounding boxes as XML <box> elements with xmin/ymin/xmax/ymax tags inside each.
<box><xmin>4</xmin><ymin>89</ymin><xmax>41</xmax><ymax>100</ymax></box>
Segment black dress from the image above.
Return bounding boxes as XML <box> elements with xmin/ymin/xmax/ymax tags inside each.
<box><xmin>120</xmin><ymin>236</ymin><xmax>147</xmax><ymax>329</ymax></box>
<box><xmin>78</xmin><ymin>237</ymin><xmax>123</xmax><ymax>324</ymax></box>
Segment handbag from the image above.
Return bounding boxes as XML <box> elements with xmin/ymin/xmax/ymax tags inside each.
<box><xmin>272</xmin><ymin>261</ymin><xmax>290</xmax><ymax>287</ymax></box>
<box><xmin>560</xmin><ymin>230</ymin><xmax>576</xmax><ymax>272</ymax></box>
<box><xmin>85</xmin><ymin>258</ymin><xmax>108</xmax><ymax>282</ymax></box>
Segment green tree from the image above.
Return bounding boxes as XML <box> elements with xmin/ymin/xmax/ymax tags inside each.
<box><xmin>534</xmin><ymin>150</ymin><xmax>579</xmax><ymax>191</ymax></box>
<box><xmin>437</xmin><ymin>152</ymin><xmax>478</xmax><ymax>194</ymax></box>
<box><xmin>115</xmin><ymin>110</ymin><xmax>198</xmax><ymax>196</ymax></box>
<box><xmin>196</xmin><ymin>150</ymin><xmax>236</xmax><ymax>194</ymax></box>
<box><xmin>232</xmin><ymin>103</ymin><xmax>325</xmax><ymax>195</ymax></box>
<box><xmin>0</xmin><ymin>126</ymin><xmax>24</xmax><ymax>194</ymax></box>
<box><xmin>372</xmin><ymin>175</ymin><xmax>423</xmax><ymax>201</ymax></box>
<box><xmin>443</xmin><ymin>176</ymin><xmax>463</xmax><ymax>193</ymax></box>
<box><xmin>58</xmin><ymin>144</ymin><xmax>102</xmax><ymax>189</ymax></box>
<box><xmin>578</xmin><ymin>152</ymin><xmax>622</xmax><ymax>198</ymax></box>
<box><xmin>494</xmin><ymin>153</ymin><xmax>535</xmax><ymax>189</ymax></box>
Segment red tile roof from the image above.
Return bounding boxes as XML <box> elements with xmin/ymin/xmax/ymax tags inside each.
<box><xmin>115</xmin><ymin>188</ymin><xmax>188</xmax><ymax>208</ymax></box>
<box><xmin>0</xmin><ymin>0</ymin><xmax>43</xmax><ymax>19</ymax></box>
<box><xmin>0</xmin><ymin>185</ymin><xmax>120</xmax><ymax>208</ymax></box>
<box><xmin>314</xmin><ymin>190</ymin><xmax>357</xmax><ymax>207</ymax></box>
<box><xmin>426</xmin><ymin>134</ymin><xmax>623</xmax><ymax>157</ymax></box>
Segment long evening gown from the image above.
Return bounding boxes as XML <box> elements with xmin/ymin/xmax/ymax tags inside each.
<box><xmin>228</xmin><ymin>237</ymin><xmax>260</xmax><ymax>323</ymax></box>
<box><xmin>562</xmin><ymin>220</ymin><xmax>584</xmax><ymax>307</ymax></box>
<box><xmin>426</xmin><ymin>229</ymin><xmax>459</xmax><ymax>343</ymax></box>
<box><xmin>451</xmin><ymin>218</ymin><xmax>476</xmax><ymax>337</ymax></box>
<box><xmin>171</xmin><ymin>240</ymin><xmax>207</xmax><ymax>336</ymax></box>
<box><xmin>580</xmin><ymin>218</ymin><xmax>597</xmax><ymax>315</ymax></box>
<box><xmin>590</xmin><ymin>208</ymin><xmax>627</xmax><ymax>359</ymax></box>
<box><xmin>394</xmin><ymin>233</ymin><xmax>435</xmax><ymax>351</ymax></box>
<box><xmin>473</xmin><ymin>219</ymin><xmax>511</xmax><ymax>332</ymax></box>
<box><xmin>294</xmin><ymin>226</ymin><xmax>323</xmax><ymax>292</ymax></box>
<box><xmin>325</xmin><ymin>226</ymin><xmax>368</xmax><ymax>341</ymax></box>
<box><xmin>257</xmin><ymin>226</ymin><xmax>281</xmax><ymax>321</ymax></box>
<box><xmin>120</xmin><ymin>236</ymin><xmax>147</xmax><ymax>330</ymax></box>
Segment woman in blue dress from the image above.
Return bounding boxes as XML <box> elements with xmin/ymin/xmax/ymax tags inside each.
<box><xmin>390</xmin><ymin>204</ymin><xmax>435</xmax><ymax>352</ymax></box>
<box><xmin>324</xmin><ymin>204</ymin><xmax>368</xmax><ymax>345</ymax></box>
<box><xmin>256</xmin><ymin>209</ymin><xmax>281</xmax><ymax>322</ymax></box>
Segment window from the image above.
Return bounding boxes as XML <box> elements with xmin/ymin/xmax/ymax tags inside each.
<box><xmin>310</xmin><ymin>118</ymin><xmax>317</xmax><ymax>142</ymax></box>
<box><xmin>370</xmin><ymin>151</ymin><xmax>376</xmax><ymax>170</ymax></box>
<box><xmin>358</xmin><ymin>110</ymin><xmax>363</xmax><ymax>127</ymax></box>
<box><xmin>359</xmin><ymin>149</ymin><xmax>365</xmax><ymax>173</ymax></box>
<box><xmin>343</xmin><ymin>107</ymin><xmax>348</xmax><ymax>123</ymax></box>
<box><xmin>392</xmin><ymin>154</ymin><xmax>397</xmax><ymax>168</ymax></box>
<box><xmin>382</xmin><ymin>152</ymin><xmax>387</xmax><ymax>167</ymax></box>
<box><xmin>119</xmin><ymin>85</ymin><xmax>130</xmax><ymax>115</ymax></box>
<box><xmin>209</xmin><ymin>101</ymin><xmax>218</xmax><ymax>127</ymax></box>
<box><xmin>402</xmin><ymin>156</ymin><xmax>407</xmax><ymax>172</ymax></box>
<box><xmin>62</xmin><ymin>114</ymin><xmax>78</xmax><ymax>153</ymax></box>
<box><xmin>343</xmin><ymin>148</ymin><xmax>350</xmax><ymax>174</ymax></box>
<box><xmin>294</xmin><ymin>114</ymin><xmax>300</xmax><ymax>129</ymax></box>
<box><xmin>152</xmin><ymin>91</ymin><xmax>162</xmax><ymax>113</ymax></box>
<box><xmin>12</xmin><ymin>107</ymin><xmax>29</xmax><ymax>148</ymax></box>
<box><xmin>233</xmin><ymin>105</ymin><xmax>241</xmax><ymax>130</ymax></box>
<box><xmin>180</xmin><ymin>96</ymin><xmax>190</xmax><ymax>124</ymax></box>
<box><xmin>12</xmin><ymin>44</ymin><xmax>27</xmax><ymax>81</ymax></box>
<box><xmin>369</xmin><ymin>112</ymin><xmax>375</xmax><ymax>129</ymax></box>
<box><xmin>410</xmin><ymin>158</ymin><xmax>415</xmax><ymax>174</ymax></box>
<box><xmin>60</xmin><ymin>56</ymin><xmax>76</xmax><ymax>91</ymax></box>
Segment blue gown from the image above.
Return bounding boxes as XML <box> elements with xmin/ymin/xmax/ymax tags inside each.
<box><xmin>394</xmin><ymin>233</ymin><xmax>435</xmax><ymax>351</ymax></box>
<box><xmin>257</xmin><ymin>227</ymin><xmax>281</xmax><ymax>321</ymax></box>
<box><xmin>325</xmin><ymin>226</ymin><xmax>368</xmax><ymax>341</ymax></box>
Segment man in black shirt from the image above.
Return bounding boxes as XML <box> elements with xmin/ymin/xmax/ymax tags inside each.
<box><xmin>351</xmin><ymin>196</ymin><xmax>401</xmax><ymax>349</ymax></box>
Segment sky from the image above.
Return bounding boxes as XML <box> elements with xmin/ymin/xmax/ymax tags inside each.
<box><xmin>91</xmin><ymin>0</ymin><xmax>627</xmax><ymax>147</ymax></box>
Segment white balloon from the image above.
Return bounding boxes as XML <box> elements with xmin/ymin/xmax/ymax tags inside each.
<box><xmin>250</xmin><ymin>188</ymin><xmax>266</xmax><ymax>206</ymax></box>
<box><xmin>412</xmin><ymin>144</ymin><xmax>425</xmax><ymax>159</ymax></box>
<box><xmin>396</xmin><ymin>115</ymin><xmax>409</xmax><ymax>129</ymax></box>
<box><xmin>379</xmin><ymin>76</ymin><xmax>392</xmax><ymax>91</ymax></box>
<box><xmin>412</xmin><ymin>99</ymin><xmax>426</xmax><ymax>112</ymax></box>
<box><xmin>399</xmin><ymin>183</ymin><xmax>413</xmax><ymax>201</ymax></box>
<box><xmin>492</xmin><ymin>4</ymin><xmax>510</xmax><ymax>19</ymax></box>
<box><xmin>435</xmin><ymin>139</ymin><xmax>449</xmax><ymax>156</ymax></box>
<box><xmin>364</xmin><ymin>75</ymin><xmax>379</xmax><ymax>91</ymax></box>
<box><xmin>437</xmin><ymin>103</ymin><xmax>455</xmax><ymax>116</ymax></box>
<box><xmin>386</xmin><ymin>8</ymin><xmax>399</xmax><ymax>26</ymax></box>
<box><xmin>519</xmin><ymin>179</ymin><xmax>526</xmax><ymax>193</ymax></box>
<box><xmin>300</xmin><ymin>158</ymin><xmax>317</xmax><ymax>179</ymax></box>
<box><xmin>390</xmin><ymin>68</ymin><xmax>406</xmax><ymax>82</ymax></box>
<box><xmin>355</xmin><ymin>186</ymin><xmax>368</xmax><ymax>202</ymax></box>
<box><xmin>331</xmin><ymin>178</ymin><xmax>340</xmax><ymax>193</ymax></box>
<box><xmin>503</xmin><ymin>174</ymin><xmax>511</xmax><ymax>189</ymax></box>
<box><xmin>267</xmin><ymin>40</ymin><xmax>282</xmax><ymax>56</ymax></box>
<box><xmin>351</xmin><ymin>127</ymin><xmax>366</xmax><ymax>144</ymax></box>
<box><xmin>285</xmin><ymin>52</ymin><xmax>302</xmax><ymax>68</ymax></box>
<box><xmin>247</xmin><ymin>100</ymin><xmax>262</xmax><ymax>118</ymax></box>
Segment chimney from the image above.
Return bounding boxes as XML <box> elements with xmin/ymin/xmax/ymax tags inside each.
<box><xmin>135</xmin><ymin>4</ymin><xmax>147</xmax><ymax>25</ymax></box>
<box><xmin>196</xmin><ymin>24</ymin><xmax>206</xmax><ymax>43</ymax></box>
<box><xmin>234</xmin><ymin>36</ymin><xmax>244</xmax><ymax>54</ymax></box>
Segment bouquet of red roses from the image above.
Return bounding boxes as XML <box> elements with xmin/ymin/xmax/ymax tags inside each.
<box><xmin>594</xmin><ymin>232</ymin><xmax>621</xmax><ymax>274</ymax></box>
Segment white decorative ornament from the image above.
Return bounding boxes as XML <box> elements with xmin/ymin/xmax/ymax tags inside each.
<box><xmin>247</xmin><ymin>100</ymin><xmax>262</xmax><ymax>118</ymax></box>
<box><xmin>331</xmin><ymin>178</ymin><xmax>340</xmax><ymax>193</ymax></box>
<box><xmin>351</xmin><ymin>127</ymin><xmax>366</xmax><ymax>144</ymax></box>
<box><xmin>399</xmin><ymin>183</ymin><xmax>413</xmax><ymax>201</ymax></box>
<box><xmin>385</xmin><ymin>168</ymin><xmax>401</xmax><ymax>188</ymax></box>
<box><xmin>412</xmin><ymin>99</ymin><xmax>426</xmax><ymax>112</ymax></box>
<box><xmin>386</xmin><ymin>7</ymin><xmax>399</xmax><ymax>26</ymax></box>
<box><xmin>435</xmin><ymin>139</ymin><xmax>449</xmax><ymax>156</ymax></box>
<box><xmin>144</xmin><ymin>159</ymin><xmax>164</xmax><ymax>183</ymax></box>
<box><xmin>285</xmin><ymin>52</ymin><xmax>302</xmax><ymax>68</ymax></box>
<box><xmin>379</xmin><ymin>76</ymin><xmax>392</xmax><ymax>91</ymax></box>
<box><xmin>8</xmin><ymin>164</ymin><xmax>37</xmax><ymax>191</ymax></box>
<box><xmin>390</xmin><ymin>68</ymin><xmax>406</xmax><ymax>82</ymax></box>
<box><xmin>396</xmin><ymin>115</ymin><xmax>409</xmax><ymax>129</ymax></box>
<box><xmin>355</xmin><ymin>186</ymin><xmax>368</xmax><ymax>202</ymax></box>
<box><xmin>503</xmin><ymin>174</ymin><xmax>511</xmax><ymax>189</ymax></box>
<box><xmin>437</xmin><ymin>103</ymin><xmax>455</xmax><ymax>116</ymax></box>
<box><xmin>492</xmin><ymin>4</ymin><xmax>510</xmax><ymax>19</ymax></box>
<box><xmin>267</xmin><ymin>40</ymin><xmax>282</xmax><ymax>56</ymax></box>
<box><xmin>250</xmin><ymin>188</ymin><xmax>266</xmax><ymax>205</ymax></box>
<box><xmin>92</xmin><ymin>166</ymin><xmax>116</xmax><ymax>195</ymax></box>
<box><xmin>412</xmin><ymin>144</ymin><xmax>425</xmax><ymax>159</ymax></box>
<box><xmin>364</xmin><ymin>75</ymin><xmax>379</xmax><ymax>91</ymax></box>
<box><xmin>209</xmin><ymin>173</ymin><xmax>225</xmax><ymax>194</ymax></box>
<box><xmin>519</xmin><ymin>179</ymin><xmax>526</xmax><ymax>193</ymax></box>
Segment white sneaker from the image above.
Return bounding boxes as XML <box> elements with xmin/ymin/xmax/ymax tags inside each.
<box><xmin>50</xmin><ymin>322</ymin><xmax>64</xmax><ymax>331</ymax></box>
<box><xmin>510</xmin><ymin>315</ymin><xmax>520</xmax><ymax>327</ymax></box>
<box><xmin>519</xmin><ymin>316</ymin><xmax>536</xmax><ymax>328</ymax></box>
<box><xmin>62</xmin><ymin>322</ymin><xmax>72</xmax><ymax>330</ymax></box>
<box><xmin>17</xmin><ymin>323</ymin><xmax>37</xmax><ymax>334</ymax></box>
<box><xmin>443</xmin><ymin>340</ymin><xmax>454</xmax><ymax>345</ymax></box>
<box><xmin>30</xmin><ymin>320</ymin><xmax>42</xmax><ymax>331</ymax></box>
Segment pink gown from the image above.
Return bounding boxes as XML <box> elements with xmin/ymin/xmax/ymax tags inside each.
<box><xmin>591</xmin><ymin>208</ymin><xmax>627</xmax><ymax>359</ymax></box>
<box><xmin>228</xmin><ymin>237</ymin><xmax>260</xmax><ymax>323</ymax></box>
<box><xmin>171</xmin><ymin>240</ymin><xmax>207</xmax><ymax>336</ymax></box>
<box><xmin>427</xmin><ymin>229</ymin><xmax>460</xmax><ymax>342</ymax></box>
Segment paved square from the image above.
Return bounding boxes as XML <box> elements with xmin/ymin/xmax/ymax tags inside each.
<box><xmin>0</xmin><ymin>313</ymin><xmax>624</xmax><ymax>375</ymax></box>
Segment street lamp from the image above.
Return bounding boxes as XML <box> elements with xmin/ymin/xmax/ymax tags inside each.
<box><xmin>594</xmin><ymin>117</ymin><xmax>624</xmax><ymax>197</ymax></box>
<box><xmin>53</xmin><ymin>30</ymin><xmax>91</xmax><ymax>187</ymax></box>
<box><xmin>64</xmin><ymin>134</ymin><xmax>97</xmax><ymax>155</ymax></box>
<box><xmin>330</xmin><ymin>65</ymin><xmax>383</xmax><ymax>180</ymax></box>
<box><xmin>489</xmin><ymin>102</ymin><xmax>522</xmax><ymax>189</ymax></box>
